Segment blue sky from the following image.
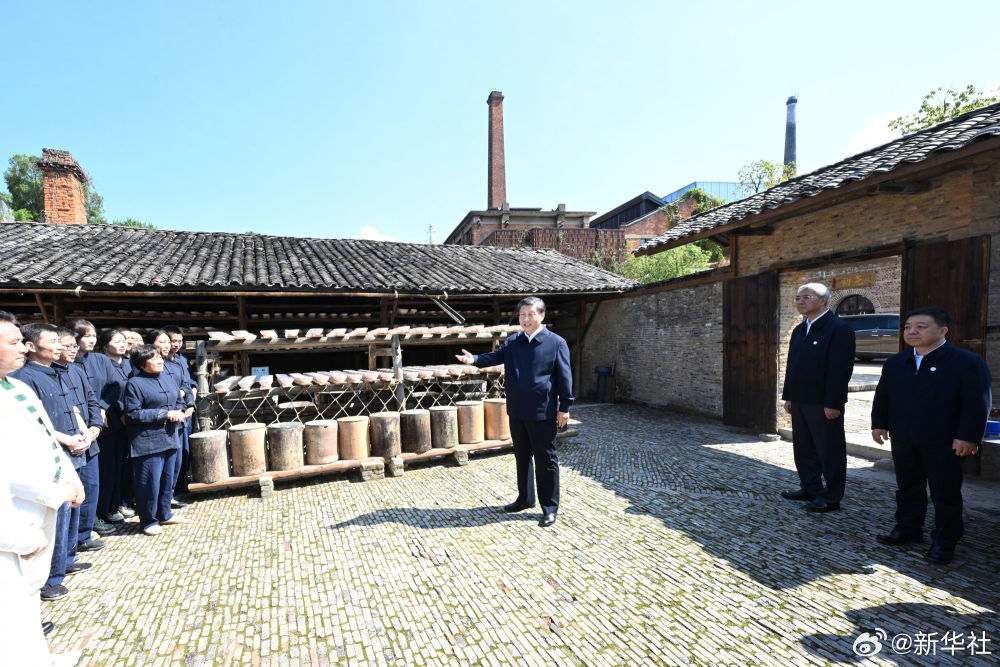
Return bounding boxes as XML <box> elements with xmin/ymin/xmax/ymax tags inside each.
<box><xmin>3</xmin><ymin>1</ymin><xmax>998</xmax><ymax>243</ymax></box>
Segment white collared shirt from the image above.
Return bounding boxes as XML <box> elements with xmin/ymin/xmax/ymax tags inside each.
<box><xmin>805</xmin><ymin>309</ymin><xmax>830</xmax><ymax>337</ymax></box>
<box><xmin>525</xmin><ymin>325</ymin><xmax>546</xmax><ymax>342</ymax></box>
<box><xmin>913</xmin><ymin>339</ymin><xmax>946</xmax><ymax>370</ymax></box>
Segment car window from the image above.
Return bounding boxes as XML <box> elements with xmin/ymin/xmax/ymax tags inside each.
<box><xmin>885</xmin><ymin>315</ymin><xmax>899</xmax><ymax>330</ymax></box>
<box><xmin>846</xmin><ymin>317</ymin><xmax>877</xmax><ymax>331</ymax></box>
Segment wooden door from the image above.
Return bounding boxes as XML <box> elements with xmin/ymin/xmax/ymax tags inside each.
<box><xmin>902</xmin><ymin>236</ymin><xmax>990</xmax><ymax>356</ymax></box>
<box><xmin>723</xmin><ymin>271</ymin><xmax>778</xmax><ymax>432</ymax></box>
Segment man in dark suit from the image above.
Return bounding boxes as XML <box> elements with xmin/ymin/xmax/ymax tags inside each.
<box><xmin>781</xmin><ymin>283</ymin><xmax>856</xmax><ymax>513</ymax></box>
<box><xmin>871</xmin><ymin>307</ymin><xmax>991</xmax><ymax>564</ymax></box>
<box><xmin>457</xmin><ymin>297</ymin><xmax>573</xmax><ymax>527</ymax></box>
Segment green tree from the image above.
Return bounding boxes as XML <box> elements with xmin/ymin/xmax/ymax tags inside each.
<box><xmin>109</xmin><ymin>218</ymin><xmax>156</xmax><ymax>229</ymax></box>
<box><xmin>622</xmin><ymin>244</ymin><xmax>713</xmax><ymax>283</ymax></box>
<box><xmin>658</xmin><ymin>188</ymin><xmax>727</xmax><ymax>263</ymax></box>
<box><xmin>889</xmin><ymin>84</ymin><xmax>999</xmax><ymax>136</ymax></box>
<box><xmin>738</xmin><ymin>159</ymin><xmax>795</xmax><ymax>196</ymax></box>
<box><xmin>2</xmin><ymin>154</ymin><xmax>45</xmax><ymax>221</ymax></box>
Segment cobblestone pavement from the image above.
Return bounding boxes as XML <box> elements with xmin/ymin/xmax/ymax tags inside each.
<box><xmin>44</xmin><ymin>405</ymin><xmax>999</xmax><ymax>666</ymax></box>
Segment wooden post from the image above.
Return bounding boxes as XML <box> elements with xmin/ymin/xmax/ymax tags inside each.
<box><xmin>368</xmin><ymin>343</ymin><xmax>376</xmax><ymax>371</ymax></box>
<box><xmin>237</xmin><ymin>295</ymin><xmax>250</xmax><ymax>376</ymax></box>
<box><xmin>52</xmin><ymin>295</ymin><xmax>65</xmax><ymax>324</ymax></box>
<box><xmin>392</xmin><ymin>334</ymin><xmax>405</xmax><ymax>411</ymax></box>
<box><xmin>194</xmin><ymin>341</ymin><xmax>214</xmax><ymax>432</ymax></box>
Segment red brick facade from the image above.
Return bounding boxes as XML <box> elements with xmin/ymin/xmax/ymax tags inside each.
<box><xmin>39</xmin><ymin>148</ymin><xmax>88</xmax><ymax>225</ymax></box>
<box><xmin>479</xmin><ymin>227</ymin><xmax>626</xmax><ymax>266</ymax></box>
<box><xmin>487</xmin><ymin>91</ymin><xmax>506</xmax><ymax>209</ymax></box>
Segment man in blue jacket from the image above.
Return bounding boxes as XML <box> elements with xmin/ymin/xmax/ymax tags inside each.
<box><xmin>872</xmin><ymin>307</ymin><xmax>991</xmax><ymax>564</ymax></box>
<box><xmin>457</xmin><ymin>297</ymin><xmax>573</xmax><ymax>527</ymax></box>
<box><xmin>780</xmin><ymin>283</ymin><xmax>856</xmax><ymax>513</ymax></box>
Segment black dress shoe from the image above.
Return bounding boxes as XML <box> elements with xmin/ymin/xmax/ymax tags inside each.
<box><xmin>538</xmin><ymin>512</ymin><xmax>557</xmax><ymax>527</ymax></box>
<box><xmin>503</xmin><ymin>502</ymin><xmax>533</xmax><ymax>513</ymax></box>
<box><xmin>805</xmin><ymin>499</ymin><xmax>840</xmax><ymax>513</ymax></box>
<box><xmin>876</xmin><ymin>527</ymin><xmax>923</xmax><ymax>546</ymax></box>
<box><xmin>925</xmin><ymin>542</ymin><xmax>955</xmax><ymax>564</ymax></box>
<box><xmin>780</xmin><ymin>490</ymin><xmax>816</xmax><ymax>501</ymax></box>
<box><xmin>42</xmin><ymin>621</ymin><xmax>55</xmax><ymax>636</ymax></box>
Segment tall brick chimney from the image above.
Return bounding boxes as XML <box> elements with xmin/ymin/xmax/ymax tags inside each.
<box><xmin>487</xmin><ymin>91</ymin><xmax>507</xmax><ymax>210</ymax></box>
<box><xmin>39</xmin><ymin>148</ymin><xmax>89</xmax><ymax>224</ymax></box>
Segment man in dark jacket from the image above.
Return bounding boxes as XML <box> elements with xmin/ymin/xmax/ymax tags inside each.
<box><xmin>872</xmin><ymin>307</ymin><xmax>991</xmax><ymax>564</ymax></box>
<box><xmin>457</xmin><ymin>297</ymin><xmax>573</xmax><ymax>527</ymax></box>
<box><xmin>780</xmin><ymin>283</ymin><xmax>856</xmax><ymax>513</ymax></box>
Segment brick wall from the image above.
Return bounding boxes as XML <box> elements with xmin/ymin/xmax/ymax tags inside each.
<box><xmin>42</xmin><ymin>168</ymin><xmax>87</xmax><ymax>224</ymax></box>
<box><xmin>479</xmin><ymin>227</ymin><xmax>627</xmax><ymax>267</ymax></box>
<box><xmin>580</xmin><ymin>282</ymin><xmax>723</xmax><ymax>416</ymax></box>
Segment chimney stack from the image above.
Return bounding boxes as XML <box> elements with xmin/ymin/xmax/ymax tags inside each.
<box><xmin>783</xmin><ymin>95</ymin><xmax>797</xmax><ymax>176</ymax></box>
<box><xmin>487</xmin><ymin>91</ymin><xmax>507</xmax><ymax>210</ymax></box>
<box><xmin>39</xmin><ymin>148</ymin><xmax>89</xmax><ymax>224</ymax></box>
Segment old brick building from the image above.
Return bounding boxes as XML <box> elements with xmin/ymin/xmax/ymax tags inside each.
<box><xmin>580</xmin><ymin>102</ymin><xmax>1000</xmax><ymax>439</ymax></box>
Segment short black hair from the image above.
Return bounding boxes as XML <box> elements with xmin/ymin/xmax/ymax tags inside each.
<box><xmin>0</xmin><ymin>311</ymin><xmax>19</xmax><ymax>326</ymax></box>
<box><xmin>54</xmin><ymin>327</ymin><xmax>77</xmax><ymax>340</ymax></box>
<box><xmin>64</xmin><ymin>318</ymin><xmax>96</xmax><ymax>340</ymax></box>
<box><xmin>516</xmin><ymin>296</ymin><xmax>546</xmax><ymax>315</ymax></box>
<box><xmin>161</xmin><ymin>325</ymin><xmax>183</xmax><ymax>336</ymax></box>
<box><xmin>904</xmin><ymin>307</ymin><xmax>951</xmax><ymax>328</ymax></box>
<box><xmin>130</xmin><ymin>344</ymin><xmax>160</xmax><ymax>370</ymax></box>
<box><xmin>145</xmin><ymin>328</ymin><xmax>169</xmax><ymax>344</ymax></box>
<box><xmin>97</xmin><ymin>328</ymin><xmax>124</xmax><ymax>352</ymax></box>
<box><xmin>20</xmin><ymin>322</ymin><xmax>60</xmax><ymax>346</ymax></box>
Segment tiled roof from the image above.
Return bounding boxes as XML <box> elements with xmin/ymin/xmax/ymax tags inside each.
<box><xmin>636</xmin><ymin>101</ymin><xmax>1000</xmax><ymax>255</ymax></box>
<box><xmin>0</xmin><ymin>222</ymin><xmax>636</xmax><ymax>294</ymax></box>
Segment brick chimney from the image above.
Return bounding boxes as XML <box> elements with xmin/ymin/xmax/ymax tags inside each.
<box><xmin>487</xmin><ymin>91</ymin><xmax>507</xmax><ymax>210</ymax></box>
<box><xmin>39</xmin><ymin>148</ymin><xmax>89</xmax><ymax>224</ymax></box>
<box><xmin>783</xmin><ymin>95</ymin><xmax>797</xmax><ymax>176</ymax></box>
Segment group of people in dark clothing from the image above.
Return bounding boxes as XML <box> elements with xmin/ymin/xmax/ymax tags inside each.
<box><xmin>8</xmin><ymin>317</ymin><xmax>197</xmax><ymax>605</ymax></box>
<box><xmin>781</xmin><ymin>283</ymin><xmax>992</xmax><ymax>565</ymax></box>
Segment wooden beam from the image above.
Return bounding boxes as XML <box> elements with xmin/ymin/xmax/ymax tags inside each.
<box><xmin>33</xmin><ymin>292</ymin><xmax>49</xmax><ymax>323</ymax></box>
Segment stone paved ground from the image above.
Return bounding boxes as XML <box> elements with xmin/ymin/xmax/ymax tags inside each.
<box><xmin>44</xmin><ymin>405</ymin><xmax>999</xmax><ymax>666</ymax></box>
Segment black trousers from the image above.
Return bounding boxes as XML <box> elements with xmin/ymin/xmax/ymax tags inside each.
<box><xmin>508</xmin><ymin>417</ymin><xmax>559</xmax><ymax>514</ymax></box>
<box><xmin>96</xmin><ymin>427</ymin><xmax>128</xmax><ymax>516</ymax></box>
<box><xmin>790</xmin><ymin>402</ymin><xmax>847</xmax><ymax>503</ymax></box>
<box><xmin>891</xmin><ymin>438</ymin><xmax>964</xmax><ymax>545</ymax></box>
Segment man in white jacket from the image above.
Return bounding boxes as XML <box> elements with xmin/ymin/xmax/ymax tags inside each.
<box><xmin>0</xmin><ymin>311</ymin><xmax>84</xmax><ymax>667</ymax></box>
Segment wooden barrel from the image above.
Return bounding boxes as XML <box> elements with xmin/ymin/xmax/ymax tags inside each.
<box><xmin>267</xmin><ymin>422</ymin><xmax>304</xmax><ymax>471</ymax></box>
<box><xmin>429</xmin><ymin>405</ymin><xmax>459</xmax><ymax>449</ymax></box>
<box><xmin>484</xmin><ymin>398</ymin><xmax>510</xmax><ymax>441</ymax></box>
<box><xmin>189</xmin><ymin>430</ymin><xmax>229</xmax><ymax>483</ymax></box>
<box><xmin>400</xmin><ymin>409</ymin><xmax>431</xmax><ymax>453</ymax></box>
<box><xmin>457</xmin><ymin>400</ymin><xmax>485</xmax><ymax>444</ymax></box>
<box><xmin>229</xmin><ymin>423</ymin><xmax>267</xmax><ymax>476</ymax></box>
<box><xmin>370</xmin><ymin>412</ymin><xmax>401</xmax><ymax>460</ymax></box>
<box><xmin>338</xmin><ymin>416</ymin><xmax>370</xmax><ymax>460</ymax></box>
<box><xmin>304</xmin><ymin>420</ymin><xmax>339</xmax><ymax>465</ymax></box>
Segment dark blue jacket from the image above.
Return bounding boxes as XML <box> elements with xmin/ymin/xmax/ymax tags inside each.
<box><xmin>781</xmin><ymin>310</ymin><xmax>856</xmax><ymax>408</ymax></box>
<box><xmin>472</xmin><ymin>327</ymin><xmax>574</xmax><ymax>421</ymax></box>
<box><xmin>174</xmin><ymin>352</ymin><xmax>197</xmax><ymax>393</ymax></box>
<box><xmin>88</xmin><ymin>353</ymin><xmax>132</xmax><ymax>431</ymax></box>
<box><xmin>872</xmin><ymin>342</ymin><xmax>992</xmax><ymax>446</ymax></box>
<box><xmin>124</xmin><ymin>371</ymin><xmax>187</xmax><ymax>457</ymax></box>
<box><xmin>10</xmin><ymin>361</ymin><xmax>102</xmax><ymax>467</ymax></box>
<box><xmin>163</xmin><ymin>358</ymin><xmax>195</xmax><ymax>409</ymax></box>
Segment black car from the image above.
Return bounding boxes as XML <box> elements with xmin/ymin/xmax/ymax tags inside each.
<box><xmin>841</xmin><ymin>313</ymin><xmax>900</xmax><ymax>360</ymax></box>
